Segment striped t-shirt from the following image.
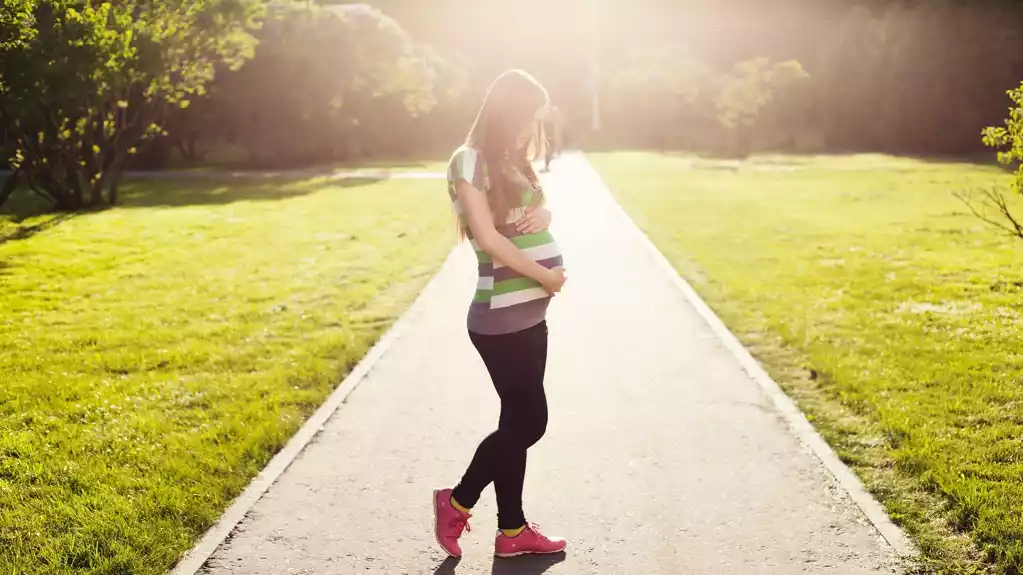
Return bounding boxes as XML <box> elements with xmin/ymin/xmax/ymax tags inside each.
<box><xmin>447</xmin><ymin>145</ymin><xmax>563</xmax><ymax>335</ymax></box>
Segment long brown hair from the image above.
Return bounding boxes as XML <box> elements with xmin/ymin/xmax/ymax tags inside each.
<box><xmin>465</xmin><ymin>70</ymin><xmax>550</xmax><ymax>227</ymax></box>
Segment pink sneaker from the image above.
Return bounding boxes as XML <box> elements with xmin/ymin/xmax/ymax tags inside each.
<box><xmin>432</xmin><ymin>488</ymin><xmax>471</xmax><ymax>557</ymax></box>
<box><xmin>494</xmin><ymin>523</ymin><xmax>567</xmax><ymax>558</ymax></box>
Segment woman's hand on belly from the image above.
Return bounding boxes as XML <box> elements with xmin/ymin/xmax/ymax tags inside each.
<box><xmin>515</xmin><ymin>206</ymin><xmax>551</xmax><ymax>235</ymax></box>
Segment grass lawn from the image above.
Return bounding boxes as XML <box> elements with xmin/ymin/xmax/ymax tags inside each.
<box><xmin>160</xmin><ymin>142</ymin><xmax>447</xmax><ymax>173</ymax></box>
<box><xmin>591</xmin><ymin>152</ymin><xmax>1023</xmax><ymax>575</ymax></box>
<box><xmin>0</xmin><ymin>174</ymin><xmax>452</xmax><ymax>573</ymax></box>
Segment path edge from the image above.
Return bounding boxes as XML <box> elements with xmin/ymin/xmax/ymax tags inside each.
<box><xmin>577</xmin><ymin>154</ymin><xmax>916</xmax><ymax>558</ymax></box>
<box><xmin>170</xmin><ymin>245</ymin><xmax>460</xmax><ymax>575</ymax></box>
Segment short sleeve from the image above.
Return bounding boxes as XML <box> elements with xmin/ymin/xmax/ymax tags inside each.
<box><xmin>447</xmin><ymin>146</ymin><xmax>486</xmax><ymax>192</ymax></box>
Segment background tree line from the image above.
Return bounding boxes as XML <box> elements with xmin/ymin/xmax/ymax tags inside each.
<box><xmin>352</xmin><ymin>0</ymin><xmax>1023</xmax><ymax>155</ymax></box>
<box><xmin>2</xmin><ymin>0</ymin><xmax>1023</xmax><ymax>210</ymax></box>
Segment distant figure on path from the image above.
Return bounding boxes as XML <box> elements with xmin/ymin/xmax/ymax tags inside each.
<box><xmin>433</xmin><ymin>70</ymin><xmax>569</xmax><ymax>560</ymax></box>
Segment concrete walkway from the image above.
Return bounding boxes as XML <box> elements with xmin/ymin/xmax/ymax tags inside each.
<box><xmin>194</xmin><ymin>154</ymin><xmax>901</xmax><ymax>574</ymax></box>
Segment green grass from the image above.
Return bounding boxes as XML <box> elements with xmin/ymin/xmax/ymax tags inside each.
<box><xmin>0</xmin><ymin>174</ymin><xmax>452</xmax><ymax>574</ymax></box>
<box><xmin>591</xmin><ymin>152</ymin><xmax>1023</xmax><ymax>575</ymax></box>
<box><xmin>161</xmin><ymin>142</ymin><xmax>446</xmax><ymax>173</ymax></box>
<box><xmin>0</xmin><ymin>184</ymin><xmax>66</xmax><ymax>243</ymax></box>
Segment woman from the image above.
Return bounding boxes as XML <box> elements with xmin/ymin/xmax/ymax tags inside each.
<box><xmin>432</xmin><ymin>70</ymin><xmax>568</xmax><ymax>559</ymax></box>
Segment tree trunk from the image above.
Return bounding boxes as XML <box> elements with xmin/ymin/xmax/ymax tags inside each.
<box><xmin>63</xmin><ymin>166</ymin><xmax>86</xmax><ymax>208</ymax></box>
<box><xmin>89</xmin><ymin>180</ymin><xmax>105</xmax><ymax>208</ymax></box>
<box><xmin>105</xmin><ymin>151</ymin><xmax>128</xmax><ymax>206</ymax></box>
<box><xmin>88</xmin><ymin>154</ymin><xmax>107</xmax><ymax>208</ymax></box>
<box><xmin>107</xmin><ymin>172</ymin><xmax>121</xmax><ymax>206</ymax></box>
<box><xmin>175</xmin><ymin>138</ymin><xmax>192</xmax><ymax>163</ymax></box>
<box><xmin>32</xmin><ymin>182</ymin><xmax>69</xmax><ymax>210</ymax></box>
<box><xmin>0</xmin><ymin>171</ymin><xmax>21</xmax><ymax>209</ymax></box>
<box><xmin>174</xmin><ymin>132</ymin><xmax>208</xmax><ymax>166</ymax></box>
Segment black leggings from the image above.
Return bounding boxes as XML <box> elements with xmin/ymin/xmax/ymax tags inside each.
<box><xmin>452</xmin><ymin>321</ymin><xmax>549</xmax><ymax>530</ymax></box>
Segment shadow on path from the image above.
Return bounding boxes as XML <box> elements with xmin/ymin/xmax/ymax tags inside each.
<box><xmin>431</xmin><ymin>553</ymin><xmax>566</xmax><ymax>575</ymax></box>
<box><xmin>432</xmin><ymin>557</ymin><xmax>460</xmax><ymax>575</ymax></box>
<box><xmin>490</xmin><ymin>553</ymin><xmax>566</xmax><ymax>575</ymax></box>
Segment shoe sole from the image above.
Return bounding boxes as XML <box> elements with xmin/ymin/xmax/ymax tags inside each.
<box><xmin>495</xmin><ymin>548</ymin><xmax>567</xmax><ymax>558</ymax></box>
<box><xmin>432</xmin><ymin>488</ymin><xmax>460</xmax><ymax>558</ymax></box>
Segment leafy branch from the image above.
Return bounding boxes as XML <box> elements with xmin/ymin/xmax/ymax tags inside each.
<box><xmin>969</xmin><ymin>80</ymin><xmax>1023</xmax><ymax>243</ymax></box>
<box><xmin>953</xmin><ymin>188</ymin><xmax>1023</xmax><ymax>241</ymax></box>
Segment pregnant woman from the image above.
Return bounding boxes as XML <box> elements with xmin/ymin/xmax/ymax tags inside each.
<box><xmin>432</xmin><ymin>69</ymin><xmax>569</xmax><ymax>559</ymax></box>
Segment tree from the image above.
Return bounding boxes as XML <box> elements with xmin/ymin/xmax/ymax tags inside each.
<box><xmin>0</xmin><ymin>0</ymin><xmax>35</xmax><ymax>54</ymax></box>
<box><xmin>984</xmin><ymin>82</ymin><xmax>1023</xmax><ymax>195</ymax></box>
<box><xmin>0</xmin><ymin>0</ymin><xmax>36</xmax><ymax>189</ymax></box>
<box><xmin>160</xmin><ymin>93</ymin><xmax>219</xmax><ymax>166</ymax></box>
<box><xmin>357</xmin><ymin>42</ymin><xmax>471</xmax><ymax>158</ymax></box>
<box><xmin>715</xmin><ymin>58</ymin><xmax>809</xmax><ymax>156</ymax></box>
<box><xmin>959</xmin><ymin>81</ymin><xmax>1023</xmax><ymax>243</ymax></box>
<box><xmin>607</xmin><ymin>44</ymin><xmax>717</xmax><ymax>149</ymax></box>
<box><xmin>0</xmin><ymin>0</ymin><xmax>265</xmax><ymax>210</ymax></box>
<box><xmin>203</xmin><ymin>2</ymin><xmax>454</xmax><ymax>168</ymax></box>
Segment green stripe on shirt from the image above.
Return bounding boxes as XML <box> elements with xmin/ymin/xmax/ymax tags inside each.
<box><xmin>493</xmin><ymin>277</ymin><xmax>542</xmax><ymax>296</ymax></box>
<box><xmin>510</xmin><ymin>230</ymin><xmax>555</xmax><ymax>250</ymax></box>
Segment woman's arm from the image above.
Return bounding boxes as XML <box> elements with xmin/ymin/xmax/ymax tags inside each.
<box><xmin>456</xmin><ymin>179</ymin><xmax>566</xmax><ymax>294</ymax></box>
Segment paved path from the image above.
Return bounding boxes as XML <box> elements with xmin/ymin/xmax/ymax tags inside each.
<box><xmin>197</xmin><ymin>154</ymin><xmax>900</xmax><ymax>575</ymax></box>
